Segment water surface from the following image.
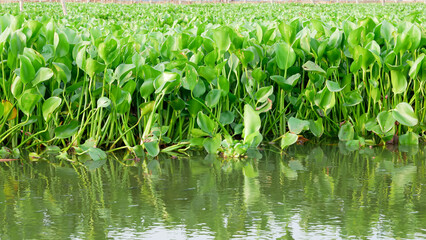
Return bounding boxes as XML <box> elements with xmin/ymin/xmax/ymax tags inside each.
<box><xmin>1</xmin><ymin>144</ymin><xmax>426</xmax><ymax>239</ymax></box>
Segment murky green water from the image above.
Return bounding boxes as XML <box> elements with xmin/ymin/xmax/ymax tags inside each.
<box><xmin>1</xmin><ymin>144</ymin><xmax>426</xmax><ymax>239</ymax></box>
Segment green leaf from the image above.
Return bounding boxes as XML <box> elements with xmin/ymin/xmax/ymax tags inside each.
<box><xmin>326</xmin><ymin>80</ymin><xmax>345</xmax><ymax>92</ymax></box>
<box><xmin>182</xmin><ymin>64</ymin><xmax>198</xmax><ymax>91</ymax></box>
<box><xmin>19</xmin><ymin>55</ymin><xmax>35</xmax><ymax>84</ymax></box>
<box><xmin>32</xmin><ymin>67</ymin><xmax>53</xmax><ymax>86</ymax></box>
<box><xmin>85</xmin><ymin>58</ymin><xmax>104</xmax><ymax>78</ymax></box>
<box><xmin>398</xmin><ymin>132</ymin><xmax>419</xmax><ymax>145</ymax></box>
<box><xmin>55</xmin><ymin>120</ymin><xmax>80</xmax><ymax>139</ymax></box>
<box><xmin>54</xmin><ymin>32</ymin><xmax>69</xmax><ymax>58</ymax></box>
<box><xmin>255</xmin><ymin>86</ymin><xmax>273</xmax><ymax>103</ymax></box>
<box><xmin>245</xmin><ymin>132</ymin><xmax>263</xmax><ymax>148</ymax></box>
<box><xmin>170</xmin><ymin>98</ymin><xmax>185</xmax><ymax>111</ymax></box>
<box><xmin>376</xmin><ymin>111</ymin><xmax>394</xmax><ymax>133</ymax></box>
<box><xmin>407</xmin><ymin>25</ymin><xmax>421</xmax><ymax>51</ymax></box>
<box><xmin>160</xmin><ymin>36</ymin><xmax>177</xmax><ymax>60</ymax></box>
<box><xmin>140</xmin><ymin>101</ymin><xmax>155</xmax><ymax>117</ymax></box>
<box><xmin>271</xmin><ymin>74</ymin><xmax>300</xmax><ymax>91</ymax></box>
<box><xmin>392</xmin><ymin>102</ymin><xmax>418</xmax><ymax>127</ymax></box>
<box><xmin>236</xmin><ymin>49</ymin><xmax>254</xmax><ymax>68</ymax></box>
<box><xmin>205</xmin><ymin>89</ymin><xmax>221</xmax><ymax>108</ymax></box>
<box><xmin>144</xmin><ymin>141</ymin><xmax>160</xmax><ymax>157</ymax></box>
<box><xmin>213</xmin><ymin>27</ymin><xmax>231</xmax><ymax>53</ymax></box>
<box><xmin>191</xmin><ymin>129</ymin><xmax>210</xmax><ymax>138</ymax></box>
<box><xmin>189</xmin><ymin>137</ymin><xmax>205</xmax><ymax>147</ymax></box>
<box><xmin>198</xmin><ymin>66</ymin><xmax>216</xmax><ymax>83</ymax></box>
<box><xmin>338</xmin><ymin>122</ymin><xmax>354</xmax><ymax>142</ymax></box>
<box><xmin>197</xmin><ymin>112</ymin><xmax>215</xmax><ymax>136</ymax></box>
<box><xmin>281</xmin><ymin>132</ymin><xmax>298</xmax><ymax>149</ymax></box>
<box><xmin>219</xmin><ymin>111</ymin><xmax>235</xmax><ymax>125</ymax></box>
<box><xmin>98</xmin><ymin>37</ymin><xmax>119</xmax><ymax>65</ymax></box>
<box><xmin>218</xmin><ymin>75</ymin><xmax>229</xmax><ymax>96</ymax></box>
<box><xmin>10</xmin><ymin>78</ymin><xmax>22</xmax><ymax>98</ymax></box>
<box><xmin>345</xmin><ymin>140</ymin><xmax>361</xmax><ymax>151</ymax></box>
<box><xmin>278</xmin><ymin>22</ymin><xmax>295</xmax><ymax>44</ymax></box>
<box><xmin>348</xmin><ymin>26</ymin><xmax>363</xmax><ymax>47</ymax></box>
<box><xmin>243</xmin><ymin>104</ymin><xmax>261</xmax><ymax>145</ymax></box>
<box><xmin>309</xmin><ymin>118</ymin><xmax>324</xmax><ymax>137</ymax></box>
<box><xmin>18</xmin><ymin>89</ymin><xmax>41</xmax><ymax>116</ymax></box>
<box><xmin>133</xmin><ymin>145</ymin><xmax>145</xmax><ymax>160</ymax></box>
<box><xmin>343</xmin><ymin>91</ymin><xmax>363</xmax><ymax>107</ymax></box>
<box><xmin>154</xmin><ymin>72</ymin><xmax>179</xmax><ymax>94</ymax></box>
<box><xmin>42</xmin><ymin>97</ymin><xmax>62</xmax><ymax>121</ymax></box>
<box><xmin>228</xmin><ymin>53</ymin><xmax>240</xmax><ymax>73</ymax></box>
<box><xmin>140</xmin><ymin>79</ymin><xmax>154</xmax><ymax>100</ymax></box>
<box><xmin>113</xmin><ymin>63</ymin><xmax>135</xmax><ymax>81</ymax></box>
<box><xmin>380</xmin><ymin>20</ymin><xmax>395</xmax><ymax>43</ymax></box>
<box><xmin>365</xmin><ymin>118</ymin><xmax>378</xmax><ymax>131</ymax></box>
<box><xmin>203</xmin><ymin>134</ymin><xmax>221</xmax><ymax>154</ymax></box>
<box><xmin>252</xmin><ymin>68</ymin><xmax>267</xmax><ymax>83</ymax></box>
<box><xmin>315</xmin><ymin>87</ymin><xmax>335</xmax><ymax>112</ymax></box>
<box><xmin>76</xmin><ymin>46</ymin><xmax>87</xmax><ymax>70</ymax></box>
<box><xmin>390</xmin><ymin>70</ymin><xmax>407</xmax><ymax>94</ymax></box>
<box><xmin>408</xmin><ymin>54</ymin><xmax>424</xmax><ymax>79</ymax></box>
<box><xmin>302</xmin><ymin>61</ymin><xmax>326</xmax><ymax>75</ymax></box>
<box><xmin>288</xmin><ymin>117</ymin><xmax>310</xmax><ymax>134</ymax></box>
<box><xmin>193</xmin><ymin>80</ymin><xmax>206</xmax><ymax>97</ymax></box>
<box><xmin>87</xmin><ymin>147</ymin><xmax>107</xmax><ymax>161</ymax></box>
<box><xmin>97</xmin><ymin>97</ymin><xmax>111</xmax><ymax>108</ymax></box>
<box><xmin>275</xmin><ymin>42</ymin><xmax>296</xmax><ymax>70</ymax></box>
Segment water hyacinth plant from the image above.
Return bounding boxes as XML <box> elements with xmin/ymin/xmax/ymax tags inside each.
<box><xmin>0</xmin><ymin>3</ymin><xmax>425</xmax><ymax>160</ymax></box>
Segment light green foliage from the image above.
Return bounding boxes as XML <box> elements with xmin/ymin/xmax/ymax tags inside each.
<box><xmin>0</xmin><ymin>3</ymin><xmax>425</xmax><ymax>159</ymax></box>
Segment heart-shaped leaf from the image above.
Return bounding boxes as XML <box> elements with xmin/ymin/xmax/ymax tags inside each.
<box><xmin>243</xmin><ymin>104</ymin><xmax>261</xmax><ymax>145</ymax></box>
<box><xmin>42</xmin><ymin>97</ymin><xmax>62</xmax><ymax>121</ymax></box>
<box><xmin>18</xmin><ymin>89</ymin><xmax>41</xmax><ymax>116</ymax></box>
<box><xmin>255</xmin><ymin>86</ymin><xmax>273</xmax><ymax>103</ymax></box>
<box><xmin>309</xmin><ymin>118</ymin><xmax>324</xmax><ymax>137</ymax></box>
<box><xmin>392</xmin><ymin>102</ymin><xmax>418</xmax><ymax>127</ymax></box>
<box><xmin>275</xmin><ymin>42</ymin><xmax>296</xmax><ymax>70</ymax></box>
<box><xmin>288</xmin><ymin>117</ymin><xmax>310</xmax><ymax>134</ymax></box>
<box><xmin>376</xmin><ymin>111</ymin><xmax>394</xmax><ymax>133</ymax></box>
<box><xmin>197</xmin><ymin>112</ymin><xmax>215</xmax><ymax>136</ymax></box>
<box><xmin>326</xmin><ymin>80</ymin><xmax>345</xmax><ymax>92</ymax></box>
<box><xmin>302</xmin><ymin>61</ymin><xmax>326</xmax><ymax>75</ymax></box>
<box><xmin>32</xmin><ymin>67</ymin><xmax>53</xmax><ymax>86</ymax></box>
<box><xmin>281</xmin><ymin>132</ymin><xmax>298</xmax><ymax>149</ymax></box>
<box><xmin>144</xmin><ymin>141</ymin><xmax>160</xmax><ymax>157</ymax></box>
<box><xmin>203</xmin><ymin>134</ymin><xmax>221</xmax><ymax>154</ymax></box>
<box><xmin>219</xmin><ymin>111</ymin><xmax>235</xmax><ymax>125</ymax></box>
<box><xmin>97</xmin><ymin>97</ymin><xmax>111</xmax><ymax>108</ymax></box>
<box><xmin>390</xmin><ymin>70</ymin><xmax>407</xmax><ymax>94</ymax></box>
<box><xmin>19</xmin><ymin>55</ymin><xmax>35</xmax><ymax>84</ymax></box>
<box><xmin>399</xmin><ymin>132</ymin><xmax>419</xmax><ymax>145</ymax></box>
<box><xmin>343</xmin><ymin>91</ymin><xmax>363</xmax><ymax>107</ymax></box>
<box><xmin>271</xmin><ymin>74</ymin><xmax>300</xmax><ymax>91</ymax></box>
<box><xmin>55</xmin><ymin>120</ymin><xmax>80</xmax><ymax>139</ymax></box>
<box><xmin>205</xmin><ymin>89</ymin><xmax>221</xmax><ymax>108</ymax></box>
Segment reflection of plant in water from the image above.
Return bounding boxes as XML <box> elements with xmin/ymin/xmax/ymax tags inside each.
<box><xmin>1</xmin><ymin>146</ymin><xmax>426</xmax><ymax>238</ymax></box>
<box><xmin>271</xmin><ymin>145</ymin><xmax>426</xmax><ymax>238</ymax></box>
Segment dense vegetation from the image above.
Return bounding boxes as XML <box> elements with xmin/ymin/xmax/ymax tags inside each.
<box><xmin>0</xmin><ymin>3</ymin><xmax>425</xmax><ymax>160</ymax></box>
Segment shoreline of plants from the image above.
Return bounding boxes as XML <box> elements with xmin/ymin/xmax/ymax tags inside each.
<box><xmin>0</xmin><ymin>3</ymin><xmax>425</xmax><ymax>161</ymax></box>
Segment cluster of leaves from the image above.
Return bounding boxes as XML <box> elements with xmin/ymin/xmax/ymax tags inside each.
<box><xmin>0</xmin><ymin>3</ymin><xmax>425</xmax><ymax>161</ymax></box>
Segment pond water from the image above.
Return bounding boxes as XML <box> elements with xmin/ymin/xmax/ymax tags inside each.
<box><xmin>1</xmin><ymin>144</ymin><xmax>426</xmax><ymax>239</ymax></box>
